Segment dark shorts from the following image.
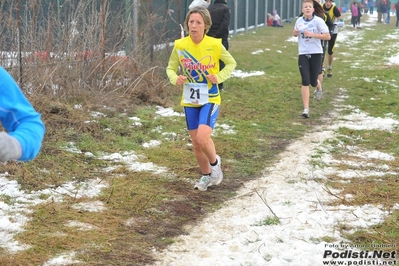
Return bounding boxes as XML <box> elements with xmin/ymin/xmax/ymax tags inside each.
<box><xmin>298</xmin><ymin>53</ymin><xmax>322</xmax><ymax>87</ymax></box>
<box><xmin>327</xmin><ymin>33</ymin><xmax>338</xmax><ymax>55</ymax></box>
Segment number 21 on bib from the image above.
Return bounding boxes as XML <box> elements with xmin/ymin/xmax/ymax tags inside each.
<box><xmin>183</xmin><ymin>83</ymin><xmax>209</xmax><ymax>105</ymax></box>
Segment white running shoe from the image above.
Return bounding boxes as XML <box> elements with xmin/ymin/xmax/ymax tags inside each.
<box><xmin>210</xmin><ymin>155</ymin><xmax>223</xmax><ymax>186</ymax></box>
<box><xmin>302</xmin><ymin>108</ymin><xmax>309</xmax><ymax>118</ymax></box>
<box><xmin>314</xmin><ymin>89</ymin><xmax>323</xmax><ymax>100</ymax></box>
<box><xmin>194</xmin><ymin>175</ymin><xmax>211</xmax><ymax>191</ymax></box>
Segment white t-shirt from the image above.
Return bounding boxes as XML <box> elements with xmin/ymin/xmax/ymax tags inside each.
<box><xmin>294</xmin><ymin>16</ymin><xmax>329</xmax><ymax>55</ymax></box>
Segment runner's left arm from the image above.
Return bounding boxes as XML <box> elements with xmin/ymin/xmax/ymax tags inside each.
<box><xmin>216</xmin><ymin>46</ymin><xmax>236</xmax><ymax>84</ymax></box>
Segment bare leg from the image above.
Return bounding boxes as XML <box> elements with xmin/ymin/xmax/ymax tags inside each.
<box><xmin>327</xmin><ymin>54</ymin><xmax>334</xmax><ymax>77</ymax></box>
<box><xmin>301</xmin><ymin>85</ymin><xmax>310</xmax><ymax>109</ymax></box>
<box><xmin>317</xmin><ymin>74</ymin><xmax>323</xmax><ymax>89</ymax></box>
<box><xmin>328</xmin><ymin>54</ymin><xmax>334</xmax><ymax>68</ymax></box>
<box><xmin>189</xmin><ymin>125</ymin><xmax>217</xmax><ymax>175</ymax></box>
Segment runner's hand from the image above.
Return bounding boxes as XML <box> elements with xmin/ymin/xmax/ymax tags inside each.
<box><xmin>176</xmin><ymin>75</ymin><xmax>187</xmax><ymax>86</ymax></box>
<box><xmin>206</xmin><ymin>74</ymin><xmax>218</xmax><ymax>84</ymax></box>
<box><xmin>0</xmin><ymin>132</ymin><xmax>22</xmax><ymax>162</ymax></box>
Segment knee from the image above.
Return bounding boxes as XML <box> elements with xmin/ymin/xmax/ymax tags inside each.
<box><xmin>196</xmin><ymin>134</ymin><xmax>210</xmax><ymax>147</ymax></box>
<box><xmin>191</xmin><ymin>135</ymin><xmax>209</xmax><ymax>150</ymax></box>
<box><xmin>191</xmin><ymin>138</ymin><xmax>203</xmax><ymax>152</ymax></box>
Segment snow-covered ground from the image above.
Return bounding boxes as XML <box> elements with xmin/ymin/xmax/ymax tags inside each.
<box><xmin>1</xmin><ymin>13</ymin><xmax>398</xmax><ymax>266</ymax></box>
<box><xmin>151</xmin><ymin>14</ymin><xmax>399</xmax><ymax>266</ymax></box>
<box><xmin>151</xmin><ymin>100</ymin><xmax>399</xmax><ymax>266</ymax></box>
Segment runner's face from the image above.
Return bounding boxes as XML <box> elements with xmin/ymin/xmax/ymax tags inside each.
<box><xmin>302</xmin><ymin>2</ymin><xmax>314</xmax><ymax>16</ymax></box>
<box><xmin>188</xmin><ymin>13</ymin><xmax>206</xmax><ymax>39</ymax></box>
<box><xmin>325</xmin><ymin>0</ymin><xmax>333</xmax><ymax>8</ymax></box>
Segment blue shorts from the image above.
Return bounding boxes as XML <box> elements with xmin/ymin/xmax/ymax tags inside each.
<box><xmin>184</xmin><ymin>103</ymin><xmax>220</xmax><ymax>130</ymax></box>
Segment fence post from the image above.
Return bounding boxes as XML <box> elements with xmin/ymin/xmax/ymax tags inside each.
<box><xmin>233</xmin><ymin>0</ymin><xmax>238</xmax><ymax>35</ymax></box>
<box><xmin>255</xmin><ymin>0</ymin><xmax>259</xmax><ymax>29</ymax></box>
<box><xmin>245</xmin><ymin>0</ymin><xmax>249</xmax><ymax>32</ymax></box>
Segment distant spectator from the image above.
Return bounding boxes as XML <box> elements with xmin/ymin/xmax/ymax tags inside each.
<box><xmin>272</xmin><ymin>10</ymin><xmax>284</xmax><ymax>27</ymax></box>
<box><xmin>362</xmin><ymin>0</ymin><xmax>369</xmax><ymax>13</ymax></box>
<box><xmin>385</xmin><ymin>0</ymin><xmax>391</xmax><ymax>23</ymax></box>
<box><xmin>357</xmin><ymin>2</ymin><xmax>363</xmax><ymax>28</ymax></box>
<box><xmin>368</xmin><ymin>0</ymin><xmax>374</xmax><ymax>14</ymax></box>
<box><xmin>377</xmin><ymin>0</ymin><xmax>383</xmax><ymax>22</ymax></box>
<box><xmin>351</xmin><ymin>1</ymin><xmax>360</xmax><ymax>29</ymax></box>
<box><xmin>395</xmin><ymin>1</ymin><xmax>399</xmax><ymax>27</ymax></box>
<box><xmin>207</xmin><ymin>0</ymin><xmax>231</xmax><ymax>91</ymax></box>
<box><xmin>381</xmin><ymin>0</ymin><xmax>389</xmax><ymax>23</ymax></box>
<box><xmin>189</xmin><ymin>0</ymin><xmax>210</xmax><ymax>10</ymax></box>
<box><xmin>267</xmin><ymin>13</ymin><xmax>274</xmax><ymax>26</ymax></box>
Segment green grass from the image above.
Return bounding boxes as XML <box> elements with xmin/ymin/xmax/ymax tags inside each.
<box><xmin>1</xmin><ymin>13</ymin><xmax>399</xmax><ymax>264</ymax></box>
<box><xmin>253</xmin><ymin>216</ymin><xmax>281</xmax><ymax>226</ymax></box>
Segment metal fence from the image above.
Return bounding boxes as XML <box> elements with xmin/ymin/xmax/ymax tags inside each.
<box><xmin>0</xmin><ymin>0</ymin><xmax>353</xmax><ymax>69</ymax></box>
<box><xmin>0</xmin><ymin>1</ymin><xmax>351</xmax><ymax>56</ymax></box>
<box><xmin>162</xmin><ymin>0</ymin><xmax>347</xmax><ymax>40</ymax></box>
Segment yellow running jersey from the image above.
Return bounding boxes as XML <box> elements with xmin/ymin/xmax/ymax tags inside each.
<box><xmin>166</xmin><ymin>35</ymin><xmax>236</xmax><ymax>107</ymax></box>
<box><xmin>323</xmin><ymin>3</ymin><xmax>337</xmax><ymax>21</ymax></box>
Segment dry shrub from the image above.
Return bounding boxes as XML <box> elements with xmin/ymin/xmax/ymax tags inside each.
<box><xmin>1</xmin><ymin>0</ymin><xmax>180</xmax><ymax>114</ymax></box>
<box><xmin>23</xmin><ymin>57</ymin><xmax>175</xmax><ymax>113</ymax></box>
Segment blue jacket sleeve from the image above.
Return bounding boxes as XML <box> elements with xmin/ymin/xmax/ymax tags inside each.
<box><xmin>0</xmin><ymin>67</ymin><xmax>45</xmax><ymax>161</ymax></box>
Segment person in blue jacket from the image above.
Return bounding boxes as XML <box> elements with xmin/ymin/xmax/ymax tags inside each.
<box><xmin>0</xmin><ymin>66</ymin><xmax>45</xmax><ymax>162</ymax></box>
<box><xmin>369</xmin><ymin>0</ymin><xmax>375</xmax><ymax>14</ymax></box>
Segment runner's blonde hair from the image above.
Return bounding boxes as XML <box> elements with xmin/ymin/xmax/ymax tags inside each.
<box><xmin>183</xmin><ymin>7</ymin><xmax>212</xmax><ymax>35</ymax></box>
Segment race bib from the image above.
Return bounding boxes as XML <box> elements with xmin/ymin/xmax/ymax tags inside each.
<box><xmin>183</xmin><ymin>83</ymin><xmax>209</xmax><ymax>105</ymax></box>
